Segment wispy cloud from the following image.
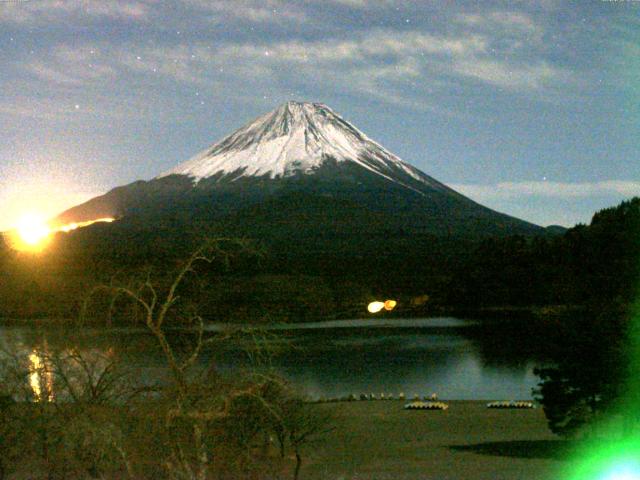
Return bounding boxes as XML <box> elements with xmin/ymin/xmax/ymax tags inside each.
<box><xmin>195</xmin><ymin>30</ymin><xmax>487</xmax><ymax>69</ymax></box>
<box><xmin>449</xmin><ymin>59</ymin><xmax>570</xmax><ymax>90</ymax></box>
<box><xmin>324</xmin><ymin>0</ymin><xmax>406</xmax><ymax>8</ymax></box>
<box><xmin>183</xmin><ymin>0</ymin><xmax>307</xmax><ymax>24</ymax></box>
<box><xmin>10</xmin><ymin>30</ymin><xmax>492</xmax><ymax>116</ymax></box>
<box><xmin>9</xmin><ymin>26</ymin><xmax>575</xmax><ymax>126</ymax></box>
<box><xmin>5</xmin><ymin>1</ymin><xmax>585</xmax><ymax>123</ymax></box>
<box><xmin>451</xmin><ymin>181</ymin><xmax>640</xmax><ymax>200</ymax></box>
<box><xmin>456</xmin><ymin>11</ymin><xmax>540</xmax><ymax>37</ymax></box>
<box><xmin>26</xmin><ymin>46</ymin><xmax>117</xmax><ymax>85</ymax></box>
<box><xmin>0</xmin><ymin>0</ymin><xmax>314</xmax><ymax>27</ymax></box>
<box><xmin>128</xmin><ymin>28</ymin><xmax>570</xmax><ymax>97</ymax></box>
<box><xmin>0</xmin><ymin>1</ymin><xmax>633</xmax><ymax>231</ymax></box>
<box><xmin>0</xmin><ymin>0</ymin><xmax>150</xmax><ymax>24</ymax></box>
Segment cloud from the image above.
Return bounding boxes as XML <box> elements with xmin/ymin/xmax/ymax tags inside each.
<box><xmin>324</xmin><ymin>0</ymin><xmax>398</xmax><ymax>7</ymax></box>
<box><xmin>457</xmin><ymin>11</ymin><xmax>539</xmax><ymax>36</ymax></box>
<box><xmin>0</xmin><ymin>0</ymin><xmax>150</xmax><ymax>24</ymax></box>
<box><xmin>8</xmin><ymin>3</ymin><xmax>577</xmax><ymax>122</ymax></box>
<box><xmin>180</xmin><ymin>0</ymin><xmax>307</xmax><ymax>24</ymax></box>
<box><xmin>207</xmin><ymin>29</ymin><xmax>487</xmax><ymax>64</ymax></box>
<box><xmin>450</xmin><ymin>180</ymin><xmax>640</xmax><ymax>227</ymax></box>
<box><xmin>15</xmin><ymin>29</ymin><xmax>487</xmax><ymax>96</ymax></box>
<box><xmin>327</xmin><ymin>0</ymin><xmax>368</xmax><ymax>5</ymax></box>
<box><xmin>27</xmin><ymin>49</ymin><xmax>117</xmax><ymax>85</ymax></box>
<box><xmin>455</xmin><ymin>10</ymin><xmax>546</xmax><ymax>55</ymax></box>
<box><xmin>0</xmin><ymin>95</ymin><xmax>96</xmax><ymax>120</ymax></box>
<box><xmin>0</xmin><ymin>0</ymin><xmax>312</xmax><ymax>27</ymax></box>
<box><xmin>202</xmin><ymin>29</ymin><xmax>568</xmax><ymax>94</ymax></box>
<box><xmin>449</xmin><ymin>59</ymin><xmax>570</xmax><ymax>90</ymax></box>
<box><xmin>451</xmin><ymin>181</ymin><xmax>640</xmax><ymax>200</ymax></box>
<box><xmin>115</xmin><ymin>31</ymin><xmax>490</xmax><ymax>111</ymax></box>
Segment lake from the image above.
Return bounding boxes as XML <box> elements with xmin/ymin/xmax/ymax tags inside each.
<box><xmin>0</xmin><ymin>318</ymin><xmax>545</xmax><ymax>401</ymax></box>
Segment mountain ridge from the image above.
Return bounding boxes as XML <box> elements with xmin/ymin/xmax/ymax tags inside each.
<box><xmin>55</xmin><ymin>101</ymin><xmax>543</xmax><ymax>238</ymax></box>
<box><xmin>158</xmin><ymin>101</ymin><xmax>441</xmax><ymax>193</ymax></box>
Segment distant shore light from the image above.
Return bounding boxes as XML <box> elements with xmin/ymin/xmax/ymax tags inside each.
<box><xmin>384</xmin><ymin>300</ymin><xmax>397</xmax><ymax>311</ymax></box>
<box><xmin>367</xmin><ymin>301</ymin><xmax>385</xmax><ymax>313</ymax></box>
<box><xmin>368</xmin><ymin>299</ymin><xmax>398</xmax><ymax>314</ymax></box>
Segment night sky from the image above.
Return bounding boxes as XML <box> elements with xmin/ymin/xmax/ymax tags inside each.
<box><xmin>1</xmin><ymin>0</ymin><xmax>638</xmax><ymax>230</ymax></box>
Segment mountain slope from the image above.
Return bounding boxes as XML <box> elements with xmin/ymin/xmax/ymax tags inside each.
<box><xmin>55</xmin><ymin>101</ymin><xmax>543</xmax><ymax>238</ymax></box>
<box><xmin>158</xmin><ymin>101</ymin><xmax>446</xmax><ymax>192</ymax></box>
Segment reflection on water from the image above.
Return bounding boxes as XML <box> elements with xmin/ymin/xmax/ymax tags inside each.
<box><xmin>28</xmin><ymin>347</ymin><xmax>54</xmax><ymax>402</ymax></box>
<box><xmin>262</xmin><ymin>330</ymin><xmax>542</xmax><ymax>400</ymax></box>
<box><xmin>1</xmin><ymin>318</ymin><xmax>546</xmax><ymax>401</ymax></box>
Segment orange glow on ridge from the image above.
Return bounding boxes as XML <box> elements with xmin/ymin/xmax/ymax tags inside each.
<box><xmin>5</xmin><ymin>215</ymin><xmax>115</xmax><ymax>253</ymax></box>
<box><xmin>57</xmin><ymin>217</ymin><xmax>115</xmax><ymax>232</ymax></box>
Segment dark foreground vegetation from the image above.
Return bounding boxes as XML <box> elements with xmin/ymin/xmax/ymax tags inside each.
<box><xmin>0</xmin><ymin>198</ymin><xmax>638</xmax><ymax>479</ymax></box>
<box><xmin>528</xmin><ymin>199</ymin><xmax>640</xmax><ymax>440</ymax></box>
<box><xmin>0</xmin><ymin>395</ymin><xmax>567</xmax><ymax>480</ymax></box>
<box><xmin>0</xmin><ymin>197</ymin><xmax>638</xmax><ymax>324</ymax></box>
<box><xmin>0</xmin><ymin>244</ymin><xmax>332</xmax><ymax>480</ymax></box>
<box><xmin>0</xmin><ymin>363</ymin><xmax>330</xmax><ymax>480</ymax></box>
<box><xmin>0</xmin><ymin>198</ymin><xmax>639</xmax><ymax>467</ymax></box>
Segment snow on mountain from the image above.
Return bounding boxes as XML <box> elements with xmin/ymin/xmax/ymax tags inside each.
<box><xmin>158</xmin><ymin>101</ymin><xmax>443</xmax><ymax>194</ymax></box>
<box><xmin>55</xmin><ymin>100</ymin><xmax>543</xmax><ymax>236</ymax></box>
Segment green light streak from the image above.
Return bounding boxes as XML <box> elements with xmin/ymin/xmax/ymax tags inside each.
<box><xmin>562</xmin><ymin>297</ymin><xmax>640</xmax><ymax>479</ymax></box>
<box><xmin>564</xmin><ymin>437</ymin><xmax>640</xmax><ymax>479</ymax></box>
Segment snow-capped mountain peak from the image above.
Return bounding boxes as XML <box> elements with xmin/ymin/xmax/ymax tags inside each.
<box><xmin>56</xmin><ymin>101</ymin><xmax>543</xmax><ymax>237</ymax></box>
<box><xmin>158</xmin><ymin>101</ymin><xmax>435</xmax><ymax>191</ymax></box>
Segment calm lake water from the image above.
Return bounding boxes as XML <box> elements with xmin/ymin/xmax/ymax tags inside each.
<box><xmin>0</xmin><ymin>318</ymin><xmax>544</xmax><ymax>400</ymax></box>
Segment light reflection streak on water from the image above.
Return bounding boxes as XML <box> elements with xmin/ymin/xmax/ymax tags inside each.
<box><xmin>28</xmin><ymin>348</ymin><xmax>54</xmax><ymax>402</ymax></box>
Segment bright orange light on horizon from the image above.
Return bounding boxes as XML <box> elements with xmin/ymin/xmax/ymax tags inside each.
<box><xmin>367</xmin><ymin>299</ymin><xmax>398</xmax><ymax>314</ymax></box>
<box><xmin>17</xmin><ymin>214</ymin><xmax>50</xmax><ymax>245</ymax></box>
<box><xmin>4</xmin><ymin>215</ymin><xmax>115</xmax><ymax>253</ymax></box>
<box><xmin>8</xmin><ymin>214</ymin><xmax>52</xmax><ymax>252</ymax></box>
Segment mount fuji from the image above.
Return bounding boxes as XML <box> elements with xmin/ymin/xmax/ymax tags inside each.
<box><xmin>55</xmin><ymin>101</ymin><xmax>543</xmax><ymax>241</ymax></box>
<box><xmin>158</xmin><ymin>101</ymin><xmax>450</xmax><ymax>194</ymax></box>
